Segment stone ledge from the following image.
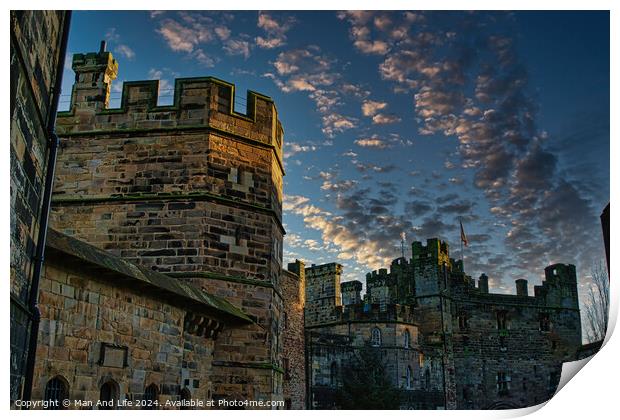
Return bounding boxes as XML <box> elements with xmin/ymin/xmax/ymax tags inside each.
<box><xmin>45</xmin><ymin>228</ymin><xmax>253</xmax><ymax>324</ymax></box>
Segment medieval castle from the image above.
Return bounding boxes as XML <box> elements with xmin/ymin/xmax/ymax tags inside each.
<box><xmin>10</xmin><ymin>11</ymin><xmax>590</xmax><ymax>410</ymax></box>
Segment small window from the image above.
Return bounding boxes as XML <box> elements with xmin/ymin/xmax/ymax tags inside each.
<box><xmin>499</xmin><ymin>336</ymin><xmax>507</xmax><ymax>351</ymax></box>
<box><xmin>283</xmin><ymin>357</ymin><xmax>290</xmax><ymax>380</ymax></box>
<box><xmin>179</xmin><ymin>388</ymin><xmax>192</xmax><ymax>410</ymax></box>
<box><xmin>330</xmin><ymin>362</ymin><xmax>338</xmax><ymax>387</ymax></box>
<box><xmin>44</xmin><ymin>376</ymin><xmax>69</xmax><ymax>410</ymax></box>
<box><xmin>458</xmin><ymin>313</ymin><xmax>469</xmax><ymax>330</ymax></box>
<box><xmin>143</xmin><ymin>384</ymin><xmax>159</xmax><ymax>410</ymax></box>
<box><xmin>497</xmin><ymin>372</ymin><xmax>511</xmax><ymax>394</ymax></box>
<box><xmin>539</xmin><ymin>313</ymin><xmax>551</xmax><ymax>332</ymax></box>
<box><xmin>403</xmin><ymin>330</ymin><xmax>410</xmax><ymax>348</ymax></box>
<box><xmin>496</xmin><ymin>311</ymin><xmax>508</xmax><ymax>330</ymax></box>
<box><xmin>371</xmin><ymin>327</ymin><xmax>382</xmax><ymax>347</ymax></box>
<box><xmin>406</xmin><ymin>366</ymin><xmax>413</xmax><ymax>389</ymax></box>
<box><xmin>424</xmin><ymin>369</ymin><xmax>431</xmax><ymax>391</ymax></box>
<box><xmin>419</xmin><ymin>353</ymin><xmax>425</xmax><ymax>367</ymax></box>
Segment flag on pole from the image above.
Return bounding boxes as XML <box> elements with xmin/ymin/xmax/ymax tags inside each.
<box><xmin>460</xmin><ymin>220</ymin><xmax>468</xmax><ymax>247</ymax></box>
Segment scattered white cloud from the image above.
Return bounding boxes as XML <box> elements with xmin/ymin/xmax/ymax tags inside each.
<box><xmin>355</xmin><ymin>136</ymin><xmax>390</xmax><ymax>149</ymax></box>
<box><xmin>114</xmin><ymin>44</ymin><xmax>135</xmax><ymax>60</ymax></box>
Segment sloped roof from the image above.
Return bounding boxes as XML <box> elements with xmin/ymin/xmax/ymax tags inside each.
<box><xmin>45</xmin><ymin>228</ymin><xmax>252</xmax><ymax>324</ymax></box>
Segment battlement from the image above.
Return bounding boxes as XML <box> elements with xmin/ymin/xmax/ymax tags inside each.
<box><xmin>365</xmin><ymin>267</ymin><xmax>396</xmax><ymax>286</ymax></box>
<box><xmin>534</xmin><ymin>263</ymin><xmax>579</xmax><ymax>309</ymax></box>
<box><xmin>57</xmin><ymin>49</ymin><xmax>283</xmax><ymax>163</ymax></box>
<box><xmin>306</xmin><ymin>263</ymin><xmax>343</xmax><ymax>278</ymax></box>
<box><xmin>412</xmin><ymin>238</ymin><xmax>451</xmax><ymax>268</ymax></box>
<box><xmin>341</xmin><ymin>280</ymin><xmax>363</xmax><ymax>292</ymax></box>
<box><xmin>544</xmin><ymin>263</ymin><xmax>577</xmax><ymax>284</ymax></box>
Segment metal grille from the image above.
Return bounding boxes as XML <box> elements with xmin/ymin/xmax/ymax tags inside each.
<box><xmin>44</xmin><ymin>377</ymin><xmax>67</xmax><ymax>410</ymax></box>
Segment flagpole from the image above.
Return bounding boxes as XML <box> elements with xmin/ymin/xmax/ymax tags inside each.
<box><xmin>460</xmin><ymin>217</ymin><xmax>464</xmax><ymax>272</ymax></box>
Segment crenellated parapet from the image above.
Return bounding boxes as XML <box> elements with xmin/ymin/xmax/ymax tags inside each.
<box><xmin>534</xmin><ymin>263</ymin><xmax>579</xmax><ymax>310</ymax></box>
<box><xmin>57</xmin><ymin>48</ymin><xmax>283</xmax><ymax>168</ymax></box>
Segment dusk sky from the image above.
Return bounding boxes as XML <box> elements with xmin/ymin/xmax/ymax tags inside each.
<box><xmin>59</xmin><ymin>11</ymin><xmax>609</xmax><ymax>298</ymax></box>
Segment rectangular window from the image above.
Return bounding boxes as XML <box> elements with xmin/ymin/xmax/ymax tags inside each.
<box><xmin>497</xmin><ymin>311</ymin><xmax>508</xmax><ymax>330</ymax></box>
<box><xmin>458</xmin><ymin>313</ymin><xmax>469</xmax><ymax>330</ymax></box>
<box><xmin>283</xmin><ymin>357</ymin><xmax>290</xmax><ymax>380</ymax></box>
<box><xmin>539</xmin><ymin>313</ymin><xmax>551</xmax><ymax>332</ymax></box>
<box><xmin>497</xmin><ymin>372</ymin><xmax>511</xmax><ymax>394</ymax></box>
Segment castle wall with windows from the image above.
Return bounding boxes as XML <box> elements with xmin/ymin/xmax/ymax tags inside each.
<box><xmin>303</xmin><ymin>238</ymin><xmax>583</xmax><ymax>409</ymax></box>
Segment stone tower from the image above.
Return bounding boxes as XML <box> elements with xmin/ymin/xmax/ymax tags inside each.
<box><xmin>412</xmin><ymin>238</ymin><xmax>451</xmax><ymax>296</ymax></box>
<box><xmin>341</xmin><ymin>280</ymin><xmax>362</xmax><ymax>306</ymax></box>
<box><xmin>304</xmin><ymin>263</ymin><xmax>343</xmax><ymax>327</ymax></box>
<box><xmin>52</xmin><ymin>46</ymin><xmax>286</xmax><ymax>402</ymax></box>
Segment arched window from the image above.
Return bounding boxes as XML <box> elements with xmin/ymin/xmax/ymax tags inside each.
<box><xmin>371</xmin><ymin>327</ymin><xmax>382</xmax><ymax>347</ymax></box>
<box><xmin>406</xmin><ymin>366</ymin><xmax>413</xmax><ymax>389</ymax></box>
<box><xmin>179</xmin><ymin>388</ymin><xmax>192</xmax><ymax>410</ymax></box>
<box><xmin>330</xmin><ymin>362</ymin><xmax>338</xmax><ymax>387</ymax></box>
<box><xmin>99</xmin><ymin>379</ymin><xmax>119</xmax><ymax>410</ymax></box>
<box><xmin>424</xmin><ymin>369</ymin><xmax>431</xmax><ymax>391</ymax></box>
<box><xmin>44</xmin><ymin>376</ymin><xmax>69</xmax><ymax>410</ymax></box>
<box><xmin>143</xmin><ymin>384</ymin><xmax>159</xmax><ymax>410</ymax></box>
<box><xmin>403</xmin><ymin>330</ymin><xmax>410</xmax><ymax>348</ymax></box>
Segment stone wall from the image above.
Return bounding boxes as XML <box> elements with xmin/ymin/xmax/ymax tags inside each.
<box><xmin>282</xmin><ymin>262</ymin><xmax>307</xmax><ymax>409</ymax></box>
<box><xmin>10</xmin><ymin>10</ymin><xmax>69</xmax><ymax>402</ymax></box>
<box><xmin>33</xmin><ymin>248</ymin><xmax>220</xmax><ymax>408</ymax></box>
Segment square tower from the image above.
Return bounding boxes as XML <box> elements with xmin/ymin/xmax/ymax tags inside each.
<box><xmin>304</xmin><ymin>263</ymin><xmax>343</xmax><ymax>326</ymax></box>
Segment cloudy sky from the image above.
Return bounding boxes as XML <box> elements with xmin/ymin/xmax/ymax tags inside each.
<box><xmin>59</xmin><ymin>11</ymin><xmax>609</xmax><ymax>297</ymax></box>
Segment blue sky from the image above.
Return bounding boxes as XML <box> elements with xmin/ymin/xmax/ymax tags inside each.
<box><xmin>59</xmin><ymin>11</ymin><xmax>609</xmax><ymax>296</ymax></box>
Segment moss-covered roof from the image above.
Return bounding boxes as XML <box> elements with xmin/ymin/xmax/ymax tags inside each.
<box><xmin>45</xmin><ymin>228</ymin><xmax>252</xmax><ymax>324</ymax></box>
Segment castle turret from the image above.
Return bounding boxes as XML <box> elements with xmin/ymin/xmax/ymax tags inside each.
<box><xmin>69</xmin><ymin>41</ymin><xmax>118</xmax><ymax>112</ymax></box>
<box><xmin>304</xmin><ymin>263</ymin><xmax>343</xmax><ymax>326</ymax></box>
<box><xmin>412</xmin><ymin>238</ymin><xmax>451</xmax><ymax>296</ymax></box>
<box><xmin>341</xmin><ymin>280</ymin><xmax>362</xmax><ymax>305</ymax></box>
<box><xmin>543</xmin><ymin>264</ymin><xmax>579</xmax><ymax>310</ymax></box>
<box><xmin>515</xmin><ymin>279</ymin><xmax>528</xmax><ymax>296</ymax></box>
<box><xmin>478</xmin><ymin>274</ymin><xmax>489</xmax><ymax>294</ymax></box>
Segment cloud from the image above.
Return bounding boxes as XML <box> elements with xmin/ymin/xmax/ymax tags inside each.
<box><xmin>283</xmin><ymin>142</ymin><xmax>318</xmax><ymax>159</ymax></box>
<box><xmin>372</xmin><ymin>113</ymin><xmax>401</xmax><ymax>124</ymax></box>
<box><xmin>355</xmin><ymin>136</ymin><xmax>390</xmax><ymax>149</ymax></box>
<box><xmin>256</xmin><ymin>12</ymin><xmax>296</xmax><ymax>49</ymax></box>
<box><xmin>114</xmin><ymin>44</ymin><xmax>135</xmax><ymax>60</ymax></box>
<box><xmin>322</xmin><ymin>114</ymin><xmax>357</xmax><ymax>138</ymax></box>
<box><xmin>223</xmin><ymin>39</ymin><xmax>251</xmax><ymax>58</ymax></box>
<box><xmin>157</xmin><ymin>18</ymin><xmax>211</xmax><ymax>53</ymax></box>
<box><xmin>321</xmin><ymin>179</ymin><xmax>358</xmax><ymax>192</ymax></box>
<box><xmin>105</xmin><ymin>28</ymin><xmax>136</xmax><ymax>60</ymax></box>
<box><xmin>338</xmin><ymin>11</ymin><xmax>391</xmax><ymax>55</ymax></box>
<box><xmin>214</xmin><ymin>26</ymin><xmax>231</xmax><ymax>41</ymax></box>
<box><xmin>361</xmin><ymin>100</ymin><xmax>387</xmax><ymax>116</ymax></box>
<box><xmin>353</xmin><ymin>162</ymin><xmax>397</xmax><ymax>174</ymax></box>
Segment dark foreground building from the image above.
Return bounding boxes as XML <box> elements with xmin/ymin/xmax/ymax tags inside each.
<box><xmin>10</xmin><ymin>10</ymin><xmax>71</xmax><ymax>402</ymax></box>
<box><xmin>304</xmin><ymin>239</ymin><xmax>583</xmax><ymax>409</ymax></box>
